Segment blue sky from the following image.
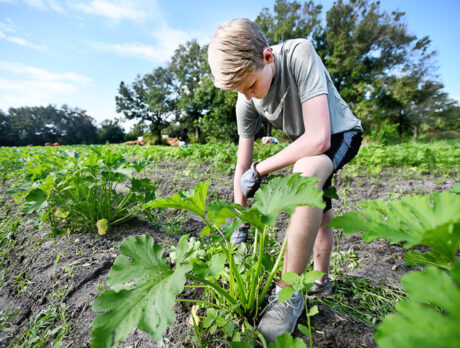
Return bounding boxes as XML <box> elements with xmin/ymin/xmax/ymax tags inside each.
<box><xmin>1</xmin><ymin>0</ymin><xmax>459</xmax><ymax>130</ymax></box>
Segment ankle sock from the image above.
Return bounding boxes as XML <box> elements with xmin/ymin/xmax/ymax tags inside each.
<box><xmin>275</xmin><ymin>285</ymin><xmax>300</xmax><ymax>298</ymax></box>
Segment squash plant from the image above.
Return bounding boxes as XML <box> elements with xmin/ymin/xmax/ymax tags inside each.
<box><xmin>330</xmin><ymin>184</ymin><xmax>460</xmax><ymax>347</ymax></box>
<box><xmin>14</xmin><ymin>146</ymin><xmax>156</xmax><ymax>235</ymax></box>
<box><xmin>90</xmin><ymin>174</ymin><xmax>325</xmax><ymax>347</ymax></box>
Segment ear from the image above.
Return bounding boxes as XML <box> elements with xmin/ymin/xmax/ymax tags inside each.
<box><xmin>262</xmin><ymin>47</ymin><xmax>274</xmax><ymax>64</ymax></box>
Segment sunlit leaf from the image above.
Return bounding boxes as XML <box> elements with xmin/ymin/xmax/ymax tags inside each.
<box><xmin>96</xmin><ymin>219</ymin><xmax>108</xmax><ymax>236</ymax></box>
<box><xmin>144</xmin><ymin>180</ymin><xmax>209</xmax><ymax>219</ymax></box>
<box><xmin>375</xmin><ymin>261</ymin><xmax>460</xmax><ymax>348</ymax></box>
<box><xmin>254</xmin><ymin>174</ymin><xmax>325</xmax><ymax>226</ymax></box>
<box><xmin>330</xmin><ymin>191</ymin><xmax>460</xmax><ymax>262</ymax></box>
<box><xmin>91</xmin><ymin>235</ymin><xmax>191</xmax><ymax>347</ymax></box>
<box><xmin>268</xmin><ymin>332</ymin><xmax>307</xmax><ymax>347</ymax></box>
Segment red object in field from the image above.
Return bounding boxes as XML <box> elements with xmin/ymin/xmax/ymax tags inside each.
<box><xmin>27</xmin><ymin>144</ymin><xmax>33</xmax><ymax>147</ymax></box>
<box><xmin>44</xmin><ymin>142</ymin><xmax>51</xmax><ymax>146</ymax></box>
<box><xmin>53</xmin><ymin>142</ymin><xmax>60</xmax><ymax>146</ymax></box>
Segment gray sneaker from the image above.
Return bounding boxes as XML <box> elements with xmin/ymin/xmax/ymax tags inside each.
<box><xmin>307</xmin><ymin>277</ymin><xmax>332</xmax><ymax>297</ymax></box>
<box><xmin>257</xmin><ymin>289</ymin><xmax>305</xmax><ymax>342</ymax></box>
<box><xmin>230</xmin><ymin>225</ymin><xmax>249</xmax><ymax>245</ymax></box>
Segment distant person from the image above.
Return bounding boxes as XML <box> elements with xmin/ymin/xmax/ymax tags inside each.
<box><xmin>178</xmin><ymin>128</ymin><xmax>189</xmax><ymax>146</ymax></box>
<box><xmin>262</xmin><ymin>136</ymin><xmax>279</xmax><ymax>145</ymax></box>
<box><xmin>208</xmin><ymin>18</ymin><xmax>362</xmax><ymax>342</ymax></box>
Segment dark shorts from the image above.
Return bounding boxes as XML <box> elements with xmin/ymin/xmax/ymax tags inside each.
<box><xmin>322</xmin><ymin>130</ymin><xmax>362</xmax><ymax>212</ymax></box>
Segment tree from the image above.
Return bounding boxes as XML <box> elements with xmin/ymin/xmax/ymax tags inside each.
<box><xmin>116</xmin><ymin>67</ymin><xmax>175</xmax><ymax>138</ymax></box>
<box><xmin>125</xmin><ymin>122</ymin><xmax>148</xmax><ymax>141</ymax></box>
<box><xmin>57</xmin><ymin>105</ymin><xmax>98</xmax><ymax>144</ymax></box>
<box><xmin>169</xmin><ymin>40</ymin><xmax>210</xmax><ymax>142</ymax></box>
<box><xmin>97</xmin><ymin>119</ymin><xmax>125</xmax><ymax>144</ymax></box>
<box><xmin>429</xmin><ymin>103</ymin><xmax>460</xmax><ymax>132</ymax></box>
<box><xmin>0</xmin><ymin>105</ymin><xmax>98</xmax><ymax>146</ymax></box>
<box><xmin>256</xmin><ymin>0</ymin><xmax>322</xmax><ymax>45</ymax></box>
<box><xmin>0</xmin><ymin>109</ymin><xmax>15</xmax><ymax>146</ymax></box>
<box><xmin>194</xmin><ymin>77</ymin><xmax>238</xmax><ymax>143</ymax></box>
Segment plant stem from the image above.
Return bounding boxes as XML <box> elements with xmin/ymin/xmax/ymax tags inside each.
<box><xmin>258</xmin><ymin>229</ymin><xmax>288</xmax><ymax>307</ymax></box>
<box><xmin>247</xmin><ymin>226</ymin><xmax>266</xmax><ymax>313</ymax></box>
<box><xmin>176</xmin><ymin>299</ymin><xmax>221</xmax><ymax>309</ymax></box>
<box><xmin>219</xmin><ymin>241</ymin><xmax>248</xmax><ymax>310</ymax></box>
<box><xmin>186</xmin><ymin>274</ymin><xmax>241</xmax><ymax>314</ymax></box>
<box><xmin>303</xmin><ymin>291</ymin><xmax>313</xmax><ymax>348</ymax></box>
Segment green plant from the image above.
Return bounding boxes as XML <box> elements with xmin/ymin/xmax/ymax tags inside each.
<box><xmin>320</xmin><ymin>273</ymin><xmax>405</xmax><ymax>325</ymax></box>
<box><xmin>229</xmin><ymin>332</ymin><xmax>307</xmax><ymax>348</ymax></box>
<box><xmin>330</xmin><ymin>185</ymin><xmax>460</xmax><ymax>346</ymax></box>
<box><xmin>11</xmin><ymin>146</ymin><xmax>156</xmax><ymax>235</ymax></box>
<box><xmin>9</xmin><ymin>303</ymin><xmax>70</xmax><ymax>347</ymax></box>
<box><xmin>90</xmin><ymin>174</ymin><xmax>325</xmax><ymax>347</ymax></box>
<box><xmin>0</xmin><ymin>309</ymin><xmax>19</xmax><ymax>342</ymax></box>
<box><xmin>278</xmin><ymin>271</ymin><xmax>323</xmax><ymax>348</ymax></box>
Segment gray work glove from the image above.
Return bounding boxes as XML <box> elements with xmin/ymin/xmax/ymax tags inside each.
<box><xmin>240</xmin><ymin>162</ymin><xmax>264</xmax><ymax>198</ymax></box>
<box><xmin>230</xmin><ymin>224</ymin><xmax>250</xmax><ymax>245</ymax></box>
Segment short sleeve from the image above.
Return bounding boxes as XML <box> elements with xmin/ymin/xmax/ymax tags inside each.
<box><xmin>290</xmin><ymin>40</ymin><xmax>328</xmax><ymax>103</ymax></box>
<box><xmin>235</xmin><ymin>93</ymin><xmax>262</xmax><ymax>138</ymax></box>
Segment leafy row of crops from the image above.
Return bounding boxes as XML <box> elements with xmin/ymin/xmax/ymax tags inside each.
<box><xmin>0</xmin><ymin>142</ymin><xmax>459</xmax><ymax>347</ymax></box>
<box><xmin>1</xmin><ymin>141</ymin><xmax>459</xmax><ymax>179</ymax></box>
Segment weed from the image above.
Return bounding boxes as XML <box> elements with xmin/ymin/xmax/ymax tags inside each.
<box><xmin>320</xmin><ymin>273</ymin><xmax>405</xmax><ymax>325</ymax></box>
<box><xmin>0</xmin><ymin>309</ymin><xmax>19</xmax><ymax>342</ymax></box>
<box><xmin>15</xmin><ymin>271</ymin><xmax>33</xmax><ymax>295</ymax></box>
<box><xmin>9</xmin><ymin>302</ymin><xmax>71</xmax><ymax>347</ymax></box>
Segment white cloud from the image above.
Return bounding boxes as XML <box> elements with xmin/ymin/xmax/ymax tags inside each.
<box><xmin>151</xmin><ymin>22</ymin><xmax>194</xmax><ymax>58</ymax></box>
<box><xmin>0</xmin><ymin>61</ymin><xmax>91</xmax><ymax>84</ymax></box>
<box><xmin>90</xmin><ymin>42</ymin><xmax>166</xmax><ymax>62</ymax></box>
<box><xmin>69</xmin><ymin>0</ymin><xmax>152</xmax><ymax>22</ymax></box>
<box><xmin>0</xmin><ymin>61</ymin><xmax>91</xmax><ymax>108</ymax></box>
<box><xmin>46</xmin><ymin>0</ymin><xmax>65</xmax><ymax>13</ymax></box>
<box><xmin>0</xmin><ymin>30</ymin><xmax>47</xmax><ymax>51</ymax></box>
<box><xmin>0</xmin><ymin>20</ymin><xmax>16</xmax><ymax>34</ymax></box>
<box><xmin>0</xmin><ymin>20</ymin><xmax>48</xmax><ymax>51</ymax></box>
<box><xmin>7</xmin><ymin>0</ymin><xmax>65</xmax><ymax>12</ymax></box>
<box><xmin>23</xmin><ymin>0</ymin><xmax>45</xmax><ymax>8</ymax></box>
<box><xmin>89</xmin><ymin>18</ymin><xmax>194</xmax><ymax>63</ymax></box>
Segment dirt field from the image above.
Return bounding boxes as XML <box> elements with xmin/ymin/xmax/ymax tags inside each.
<box><xmin>0</xmin><ymin>161</ymin><xmax>456</xmax><ymax>347</ymax></box>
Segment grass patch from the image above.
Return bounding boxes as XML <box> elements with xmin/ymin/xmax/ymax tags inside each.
<box><xmin>319</xmin><ymin>273</ymin><xmax>405</xmax><ymax>325</ymax></box>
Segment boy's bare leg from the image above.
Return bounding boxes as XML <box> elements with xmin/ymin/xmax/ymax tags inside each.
<box><xmin>313</xmin><ymin>209</ymin><xmax>334</xmax><ymax>282</ymax></box>
<box><xmin>278</xmin><ymin>155</ymin><xmax>333</xmax><ymax>287</ymax></box>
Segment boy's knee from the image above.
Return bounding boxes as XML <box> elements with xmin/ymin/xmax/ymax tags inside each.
<box><xmin>293</xmin><ymin>155</ymin><xmax>333</xmax><ymax>184</ymax></box>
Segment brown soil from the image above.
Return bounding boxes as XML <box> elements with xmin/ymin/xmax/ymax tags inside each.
<box><xmin>0</xmin><ymin>162</ymin><xmax>457</xmax><ymax>347</ymax></box>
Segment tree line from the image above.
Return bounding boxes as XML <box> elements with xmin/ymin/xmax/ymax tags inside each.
<box><xmin>117</xmin><ymin>0</ymin><xmax>458</xmax><ymax>143</ymax></box>
<box><xmin>0</xmin><ymin>105</ymin><xmax>130</xmax><ymax>146</ymax></box>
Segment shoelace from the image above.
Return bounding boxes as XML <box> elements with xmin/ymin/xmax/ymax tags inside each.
<box><xmin>261</xmin><ymin>292</ymin><xmax>301</xmax><ymax>321</ymax></box>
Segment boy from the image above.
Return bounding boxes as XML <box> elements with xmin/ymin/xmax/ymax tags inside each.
<box><xmin>208</xmin><ymin>18</ymin><xmax>362</xmax><ymax>342</ymax></box>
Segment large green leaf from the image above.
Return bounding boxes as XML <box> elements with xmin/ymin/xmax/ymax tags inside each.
<box><xmin>91</xmin><ymin>235</ymin><xmax>191</xmax><ymax>347</ymax></box>
<box><xmin>375</xmin><ymin>261</ymin><xmax>460</xmax><ymax>348</ymax></box>
<box><xmin>22</xmin><ymin>188</ymin><xmax>47</xmax><ymax>214</ymax></box>
<box><xmin>206</xmin><ymin>200</ymin><xmax>238</xmax><ymax>228</ymax></box>
<box><xmin>144</xmin><ymin>180</ymin><xmax>209</xmax><ymax>219</ymax></box>
<box><xmin>253</xmin><ymin>174</ymin><xmax>325</xmax><ymax>226</ymax></box>
<box><xmin>268</xmin><ymin>332</ymin><xmax>307</xmax><ymax>347</ymax></box>
<box><xmin>330</xmin><ymin>191</ymin><xmax>460</xmax><ymax>261</ymax></box>
<box><xmin>403</xmin><ymin>250</ymin><xmax>452</xmax><ymax>271</ymax></box>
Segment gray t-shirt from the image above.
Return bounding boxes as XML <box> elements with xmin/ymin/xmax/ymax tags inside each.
<box><xmin>236</xmin><ymin>39</ymin><xmax>362</xmax><ymax>141</ymax></box>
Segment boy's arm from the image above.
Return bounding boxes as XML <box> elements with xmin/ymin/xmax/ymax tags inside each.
<box><xmin>255</xmin><ymin>94</ymin><xmax>331</xmax><ymax>176</ymax></box>
<box><xmin>234</xmin><ymin>136</ymin><xmax>255</xmax><ymax>206</ymax></box>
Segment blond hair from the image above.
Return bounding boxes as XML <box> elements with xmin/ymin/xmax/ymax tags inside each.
<box><xmin>208</xmin><ymin>18</ymin><xmax>268</xmax><ymax>91</ymax></box>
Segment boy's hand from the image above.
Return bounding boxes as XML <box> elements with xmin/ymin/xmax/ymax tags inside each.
<box><xmin>240</xmin><ymin>162</ymin><xmax>264</xmax><ymax>198</ymax></box>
